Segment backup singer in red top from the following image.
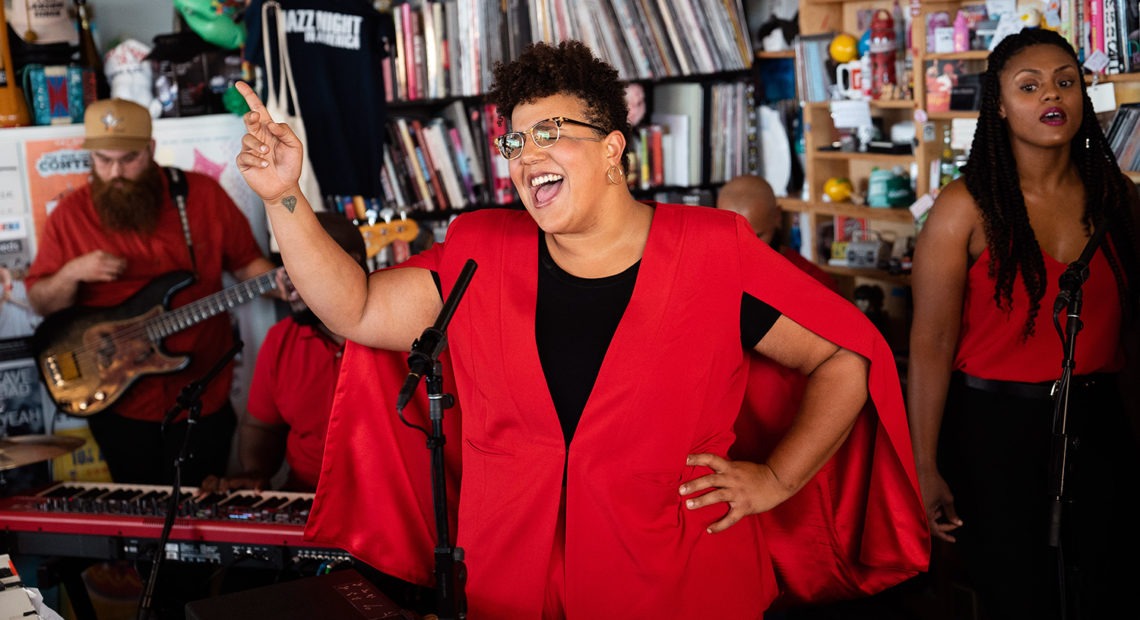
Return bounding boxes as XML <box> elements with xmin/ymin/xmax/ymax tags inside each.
<box><xmin>908</xmin><ymin>28</ymin><xmax>1140</xmax><ymax>620</ymax></box>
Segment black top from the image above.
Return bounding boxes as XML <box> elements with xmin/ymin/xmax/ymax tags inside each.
<box><xmin>245</xmin><ymin>0</ymin><xmax>390</xmax><ymax>197</ymax></box>
<box><xmin>534</xmin><ymin>235</ymin><xmax>780</xmax><ymax>446</ymax></box>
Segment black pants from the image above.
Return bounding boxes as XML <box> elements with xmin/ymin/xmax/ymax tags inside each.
<box><xmin>940</xmin><ymin>373</ymin><xmax>1140</xmax><ymax>620</ymax></box>
<box><xmin>86</xmin><ymin>403</ymin><xmax>237</xmax><ymax>487</ymax></box>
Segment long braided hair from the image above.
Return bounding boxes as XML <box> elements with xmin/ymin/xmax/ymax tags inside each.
<box><xmin>964</xmin><ymin>28</ymin><xmax>1138</xmax><ymax>337</ymax></box>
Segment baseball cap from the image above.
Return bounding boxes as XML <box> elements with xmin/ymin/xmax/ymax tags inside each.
<box><xmin>83</xmin><ymin>99</ymin><xmax>152</xmax><ymax>151</ymax></box>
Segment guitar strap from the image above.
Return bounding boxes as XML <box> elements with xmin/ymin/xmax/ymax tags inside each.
<box><xmin>162</xmin><ymin>166</ymin><xmax>197</xmax><ymax>275</ymax></box>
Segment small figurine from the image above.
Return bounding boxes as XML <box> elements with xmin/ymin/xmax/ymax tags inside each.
<box><xmin>868</xmin><ymin>9</ymin><xmax>897</xmax><ymax>100</ymax></box>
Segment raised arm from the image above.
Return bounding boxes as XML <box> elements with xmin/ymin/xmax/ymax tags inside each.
<box><xmin>907</xmin><ymin>180</ymin><xmax>980</xmax><ymax>542</ymax></box>
<box><xmin>233</xmin><ymin>81</ymin><xmax>439</xmax><ymax>349</ymax></box>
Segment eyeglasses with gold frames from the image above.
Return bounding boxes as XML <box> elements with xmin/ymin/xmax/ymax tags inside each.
<box><xmin>495</xmin><ymin>116</ymin><xmax>608</xmax><ymax>160</ymax></box>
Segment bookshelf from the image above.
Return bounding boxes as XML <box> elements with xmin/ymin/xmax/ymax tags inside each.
<box><xmin>788</xmin><ymin>0</ymin><xmax>1140</xmax><ymax>350</ymax></box>
<box><xmin>911</xmin><ymin>2</ymin><xmax>1140</xmax><ymax>180</ymax></box>
<box><xmin>376</xmin><ymin>0</ymin><xmax>759</xmax><ymax>215</ymax></box>
<box><xmin>788</xmin><ymin>0</ymin><xmax>926</xmax><ymax>354</ymax></box>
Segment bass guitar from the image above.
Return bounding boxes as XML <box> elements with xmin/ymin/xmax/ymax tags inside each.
<box><xmin>32</xmin><ymin>268</ymin><xmax>282</xmax><ymax>416</ymax></box>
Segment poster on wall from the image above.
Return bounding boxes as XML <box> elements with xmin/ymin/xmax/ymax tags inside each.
<box><xmin>23</xmin><ymin>136</ymin><xmax>90</xmax><ymax>253</ymax></box>
<box><xmin>152</xmin><ymin>114</ymin><xmax>266</xmax><ymax>244</ymax></box>
<box><xmin>0</xmin><ymin>145</ymin><xmax>35</xmax><ymax>278</ymax></box>
<box><xmin>0</xmin><ymin>144</ymin><xmax>26</xmax><ymax>219</ymax></box>
<box><xmin>0</xmin><ymin>357</ymin><xmax>53</xmax><ymax>491</ymax></box>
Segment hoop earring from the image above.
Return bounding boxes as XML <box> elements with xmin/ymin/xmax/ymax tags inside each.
<box><xmin>606</xmin><ymin>164</ymin><xmax>623</xmax><ymax>185</ymax></box>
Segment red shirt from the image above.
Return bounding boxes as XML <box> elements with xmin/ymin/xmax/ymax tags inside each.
<box><xmin>954</xmin><ymin>246</ymin><xmax>1123</xmax><ymax>382</ymax></box>
<box><xmin>247</xmin><ymin>317</ymin><xmax>343</xmax><ymax>491</ymax></box>
<box><xmin>26</xmin><ymin>167</ymin><xmax>266</xmax><ymax>421</ymax></box>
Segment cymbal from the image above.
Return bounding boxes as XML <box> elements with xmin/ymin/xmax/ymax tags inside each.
<box><xmin>0</xmin><ymin>435</ymin><xmax>85</xmax><ymax>471</ymax></box>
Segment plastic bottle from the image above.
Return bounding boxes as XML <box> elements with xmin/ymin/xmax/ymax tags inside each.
<box><xmin>939</xmin><ymin>126</ymin><xmax>957</xmax><ymax>188</ymax></box>
<box><xmin>0</xmin><ymin>0</ymin><xmax>31</xmax><ymax>127</ymax></box>
<box><xmin>868</xmin><ymin>9</ymin><xmax>896</xmax><ymax>99</ymax></box>
<box><xmin>893</xmin><ymin>0</ymin><xmax>909</xmax><ymax>99</ymax></box>
<box><xmin>75</xmin><ymin>0</ymin><xmax>110</xmax><ymax>100</ymax></box>
<box><xmin>953</xmin><ymin>11</ymin><xmax>970</xmax><ymax>53</ymax></box>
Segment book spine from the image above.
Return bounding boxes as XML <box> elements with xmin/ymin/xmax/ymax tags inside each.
<box><xmin>1103</xmin><ymin>0</ymin><xmax>1122</xmax><ymax>74</ymax></box>
<box><xmin>394</xmin><ymin>117</ymin><xmax>433</xmax><ymax>210</ymax></box>
<box><xmin>411</xmin><ymin>118</ymin><xmax>448</xmax><ymax>210</ymax></box>
<box><xmin>1089</xmin><ymin>0</ymin><xmax>1104</xmax><ymax>61</ymax></box>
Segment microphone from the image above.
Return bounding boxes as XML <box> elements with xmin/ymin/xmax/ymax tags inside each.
<box><xmin>396</xmin><ymin>259</ymin><xmax>477</xmax><ymax>411</ymax></box>
<box><xmin>1053</xmin><ymin>218</ymin><xmax>1108</xmax><ymax>315</ymax></box>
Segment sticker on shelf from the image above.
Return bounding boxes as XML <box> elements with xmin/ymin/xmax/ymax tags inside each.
<box><xmin>1087</xmin><ymin>83</ymin><xmax>1117</xmax><ymax>115</ymax></box>
<box><xmin>909</xmin><ymin>193</ymin><xmax>935</xmax><ymax>222</ymax></box>
<box><xmin>829</xmin><ymin>100</ymin><xmax>873</xmax><ymax>130</ymax></box>
<box><xmin>1083</xmin><ymin>50</ymin><xmax>1109</xmax><ymax>75</ymax></box>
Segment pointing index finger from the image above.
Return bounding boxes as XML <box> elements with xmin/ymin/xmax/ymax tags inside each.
<box><xmin>235</xmin><ymin>80</ymin><xmax>273</xmax><ymax>122</ymax></box>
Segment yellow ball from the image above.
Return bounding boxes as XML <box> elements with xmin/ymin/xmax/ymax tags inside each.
<box><xmin>829</xmin><ymin>33</ymin><xmax>858</xmax><ymax>63</ymax></box>
<box><xmin>823</xmin><ymin>177</ymin><xmax>854</xmax><ymax>202</ymax></box>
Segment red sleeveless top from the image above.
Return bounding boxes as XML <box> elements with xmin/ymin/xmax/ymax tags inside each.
<box><xmin>954</xmin><ymin>246</ymin><xmax>1124</xmax><ymax>382</ymax></box>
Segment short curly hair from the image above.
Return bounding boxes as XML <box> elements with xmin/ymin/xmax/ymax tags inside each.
<box><xmin>487</xmin><ymin>40</ymin><xmax>631</xmax><ymax>160</ymax></box>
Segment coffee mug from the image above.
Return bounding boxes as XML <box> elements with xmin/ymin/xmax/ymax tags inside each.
<box><xmin>835</xmin><ymin>61</ymin><xmax>863</xmax><ymax>99</ymax></box>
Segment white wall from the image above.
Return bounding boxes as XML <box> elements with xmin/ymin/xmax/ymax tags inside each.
<box><xmin>89</xmin><ymin>0</ymin><xmax>180</xmax><ymax>52</ymax></box>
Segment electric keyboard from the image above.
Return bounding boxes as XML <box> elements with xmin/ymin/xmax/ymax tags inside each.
<box><xmin>0</xmin><ymin>482</ymin><xmax>351</xmax><ymax>569</ymax></box>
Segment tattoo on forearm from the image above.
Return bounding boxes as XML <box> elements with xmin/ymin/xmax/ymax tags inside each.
<box><xmin>282</xmin><ymin>196</ymin><xmax>297</xmax><ymax>213</ymax></box>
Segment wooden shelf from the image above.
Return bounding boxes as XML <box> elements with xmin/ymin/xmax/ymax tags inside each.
<box><xmin>779</xmin><ymin>198</ymin><xmax>916</xmax><ymax>224</ymax></box>
<box><xmin>923</xmin><ymin>51</ymin><xmax>990</xmax><ymax>61</ymax></box>
<box><xmin>820</xmin><ymin>264</ymin><xmax>911</xmax><ymax>285</ymax></box>
<box><xmin>812</xmin><ymin>150</ymin><xmax>916</xmax><ymax>166</ymax></box>
<box><xmin>804</xmin><ymin>99</ymin><xmax>915</xmax><ymax>111</ymax></box>
<box><xmin>1090</xmin><ymin>72</ymin><xmax>1140</xmax><ymax>84</ymax></box>
<box><xmin>756</xmin><ymin>50</ymin><xmax>795</xmax><ymax>60</ymax></box>
<box><xmin>928</xmin><ymin>110</ymin><xmax>979</xmax><ymax>120</ymax></box>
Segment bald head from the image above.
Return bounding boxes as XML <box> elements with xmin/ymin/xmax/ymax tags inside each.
<box><xmin>716</xmin><ymin>175</ymin><xmax>781</xmax><ymax>246</ymax></box>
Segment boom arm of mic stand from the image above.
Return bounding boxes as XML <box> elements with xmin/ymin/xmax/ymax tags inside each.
<box><xmin>162</xmin><ymin>340</ymin><xmax>244</xmax><ymax>428</ymax></box>
<box><xmin>1053</xmin><ymin>217</ymin><xmax>1108</xmax><ymax>315</ymax></box>
<box><xmin>396</xmin><ymin>259</ymin><xmax>477</xmax><ymax>411</ymax></box>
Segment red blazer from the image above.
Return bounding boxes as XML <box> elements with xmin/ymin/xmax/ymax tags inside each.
<box><xmin>306</xmin><ymin>205</ymin><xmax>929</xmax><ymax>618</ymax></box>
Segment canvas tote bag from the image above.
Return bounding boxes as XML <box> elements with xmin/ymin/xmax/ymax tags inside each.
<box><xmin>261</xmin><ymin>0</ymin><xmax>323</xmax><ymax>250</ymax></box>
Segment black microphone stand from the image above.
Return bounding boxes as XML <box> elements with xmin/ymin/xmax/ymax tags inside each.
<box><xmin>137</xmin><ymin>340</ymin><xmax>244</xmax><ymax>620</ymax></box>
<box><xmin>425</xmin><ymin>361</ymin><xmax>466</xmax><ymax>620</ymax></box>
<box><xmin>1047</xmin><ymin>284</ymin><xmax>1082</xmax><ymax>620</ymax></box>
<box><xmin>396</xmin><ymin>259</ymin><xmax>476</xmax><ymax>620</ymax></box>
<box><xmin>1047</xmin><ymin>286</ymin><xmax>1081</xmax><ymax>547</ymax></box>
<box><xmin>1047</xmin><ymin>220</ymin><xmax>1106</xmax><ymax>620</ymax></box>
